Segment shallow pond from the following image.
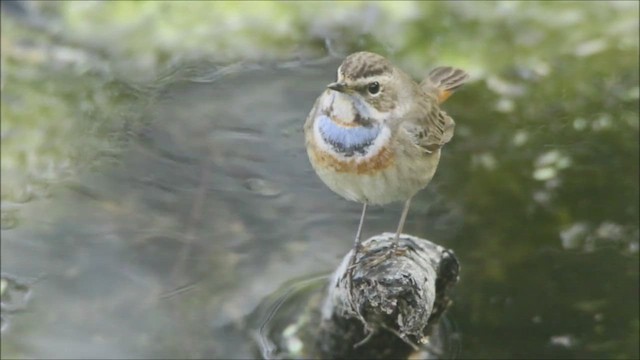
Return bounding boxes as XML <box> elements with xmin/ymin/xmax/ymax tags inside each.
<box><xmin>1</xmin><ymin>2</ymin><xmax>638</xmax><ymax>359</ymax></box>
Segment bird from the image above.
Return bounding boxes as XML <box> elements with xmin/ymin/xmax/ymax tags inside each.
<box><xmin>304</xmin><ymin>51</ymin><xmax>468</xmax><ymax>266</ymax></box>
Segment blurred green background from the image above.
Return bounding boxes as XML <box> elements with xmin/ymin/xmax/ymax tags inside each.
<box><xmin>1</xmin><ymin>1</ymin><xmax>638</xmax><ymax>359</ymax></box>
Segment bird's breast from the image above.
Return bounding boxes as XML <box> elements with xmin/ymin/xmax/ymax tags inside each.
<box><xmin>308</xmin><ymin>138</ymin><xmax>395</xmax><ymax>175</ymax></box>
<box><xmin>309</xmin><ymin>112</ymin><xmax>395</xmax><ymax>175</ymax></box>
<box><xmin>316</xmin><ymin>115</ymin><xmax>380</xmax><ymax>157</ymax></box>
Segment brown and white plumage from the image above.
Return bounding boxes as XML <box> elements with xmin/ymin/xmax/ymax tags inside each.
<box><xmin>304</xmin><ymin>52</ymin><xmax>469</xmax><ymax>205</ymax></box>
<box><xmin>304</xmin><ymin>51</ymin><xmax>468</xmax><ymax>312</ymax></box>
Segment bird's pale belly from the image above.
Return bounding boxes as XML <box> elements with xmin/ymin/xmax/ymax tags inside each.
<box><xmin>309</xmin><ymin>144</ymin><xmax>442</xmax><ymax>205</ymax></box>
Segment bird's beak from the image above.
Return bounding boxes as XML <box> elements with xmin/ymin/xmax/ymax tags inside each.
<box><xmin>327</xmin><ymin>82</ymin><xmax>348</xmax><ymax>92</ymax></box>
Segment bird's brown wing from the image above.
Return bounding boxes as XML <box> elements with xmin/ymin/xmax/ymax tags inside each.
<box><xmin>406</xmin><ymin>107</ymin><xmax>456</xmax><ymax>153</ymax></box>
<box><xmin>407</xmin><ymin>67</ymin><xmax>469</xmax><ymax>152</ymax></box>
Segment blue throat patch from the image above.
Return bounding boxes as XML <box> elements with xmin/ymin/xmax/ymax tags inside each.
<box><xmin>317</xmin><ymin>115</ymin><xmax>381</xmax><ymax>157</ymax></box>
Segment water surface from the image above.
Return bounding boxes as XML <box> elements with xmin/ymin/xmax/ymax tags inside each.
<box><xmin>1</xmin><ymin>2</ymin><xmax>638</xmax><ymax>359</ymax></box>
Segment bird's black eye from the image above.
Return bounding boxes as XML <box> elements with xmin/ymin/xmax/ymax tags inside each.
<box><xmin>367</xmin><ymin>81</ymin><xmax>380</xmax><ymax>95</ymax></box>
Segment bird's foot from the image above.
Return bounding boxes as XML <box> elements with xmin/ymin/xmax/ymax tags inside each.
<box><xmin>364</xmin><ymin>239</ymin><xmax>407</xmax><ymax>269</ymax></box>
<box><xmin>389</xmin><ymin>237</ymin><xmax>407</xmax><ymax>256</ymax></box>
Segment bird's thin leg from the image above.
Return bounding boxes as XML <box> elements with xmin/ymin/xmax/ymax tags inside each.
<box><xmin>345</xmin><ymin>203</ymin><xmax>368</xmax><ymax>319</ymax></box>
<box><xmin>349</xmin><ymin>203</ymin><xmax>368</xmax><ymax>269</ymax></box>
<box><xmin>392</xmin><ymin>197</ymin><xmax>413</xmax><ymax>250</ymax></box>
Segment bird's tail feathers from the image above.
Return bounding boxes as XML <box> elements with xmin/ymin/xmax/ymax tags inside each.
<box><xmin>421</xmin><ymin>67</ymin><xmax>470</xmax><ymax>104</ymax></box>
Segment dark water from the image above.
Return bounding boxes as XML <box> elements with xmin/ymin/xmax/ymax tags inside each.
<box><xmin>1</xmin><ymin>2</ymin><xmax>638</xmax><ymax>359</ymax></box>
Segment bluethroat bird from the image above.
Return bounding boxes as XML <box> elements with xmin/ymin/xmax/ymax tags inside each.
<box><xmin>304</xmin><ymin>51</ymin><xmax>468</xmax><ymax>265</ymax></box>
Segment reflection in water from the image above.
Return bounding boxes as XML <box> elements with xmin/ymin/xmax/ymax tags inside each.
<box><xmin>1</xmin><ymin>2</ymin><xmax>638</xmax><ymax>359</ymax></box>
<box><xmin>2</xmin><ymin>58</ymin><xmax>637</xmax><ymax>359</ymax></box>
<box><xmin>0</xmin><ymin>273</ymin><xmax>38</xmax><ymax>333</ymax></box>
<box><xmin>251</xmin><ymin>275</ymin><xmax>328</xmax><ymax>359</ymax></box>
<box><xmin>249</xmin><ymin>274</ymin><xmax>460</xmax><ymax>359</ymax></box>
